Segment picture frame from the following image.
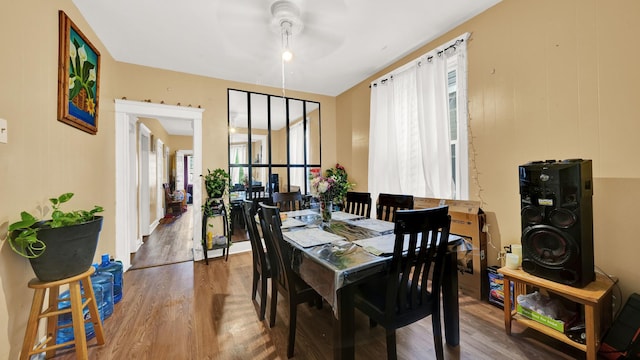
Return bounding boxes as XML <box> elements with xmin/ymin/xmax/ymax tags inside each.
<box><xmin>57</xmin><ymin>11</ymin><xmax>101</xmax><ymax>135</ymax></box>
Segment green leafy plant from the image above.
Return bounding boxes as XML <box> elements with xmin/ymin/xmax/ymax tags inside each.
<box><xmin>8</xmin><ymin>193</ymin><xmax>103</xmax><ymax>258</ymax></box>
<box><xmin>202</xmin><ymin>168</ymin><xmax>230</xmax><ymax>199</ymax></box>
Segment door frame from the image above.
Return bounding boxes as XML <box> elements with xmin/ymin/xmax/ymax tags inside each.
<box><xmin>138</xmin><ymin>123</ymin><xmax>152</xmax><ymax>237</ymax></box>
<box><xmin>115</xmin><ymin>99</ymin><xmax>204</xmax><ymax>270</ymax></box>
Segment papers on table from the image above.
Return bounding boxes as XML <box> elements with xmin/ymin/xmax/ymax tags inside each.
<box><xmin>284</xmin><ymin>227</ymin><xmax>346</xmax><ymax>248</ymax></box>
<box><xmin>280</xmin><ymin>217</ymin><xmax>307</xmax><ymax>229</ymax></box>
<box><xmin>352</xmin><ymin>234</ymin><xmax>404</xmax><ymax>256</ymax></box>
<box><xmin>353</xmin><ymin>233</ymin><xmax>463</xmax><ymax>256</ymax></box>
<box><xmin>282</xmin><ymin>209</ymin><xmax>317</xmax><ymax>218</ymax></box>
<box><xmin>344</xmin><ymin>218</ymin><xmax>395</xmax><ymax>233</ymax></box>
<box><xmin>331</xmin><ymin>211</ymin><xmax>364</xmax><ymax>221</ymax></box>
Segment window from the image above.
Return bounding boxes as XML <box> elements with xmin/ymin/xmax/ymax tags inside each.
<box><xmin>228</xmin><ymin>89</ymin><xmax>321</xmax><ymax>196</ymax></box>
<box><xmin>369</xmin><ymin>35</ymin><xmax>468</xmax><ymax>201</ymax></box>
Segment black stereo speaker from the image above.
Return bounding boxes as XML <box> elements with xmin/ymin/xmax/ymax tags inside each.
<box><xmin>519</xmin><ymin>159</ymin><xmax>594</xmax><ymax>287</ymax></box>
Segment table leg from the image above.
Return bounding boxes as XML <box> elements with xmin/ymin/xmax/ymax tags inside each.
<box><xmin>333</xmin><ymin>286</ymin><xmax>355</xmax><ymax>360</ymax></box>
<box><xmin>584</xmin><ymin>303</ymin><xmax>597</xmax><ymax>360</ymax></box>
<box><xmin>503</xmin><ymin>276</ymin><xmax>513</xmax><ymax>335</ymax></box>
<box><xmin>442</xmin><ymin>251</ymin><xmax>460</xmax><ymax>346</ymax></box>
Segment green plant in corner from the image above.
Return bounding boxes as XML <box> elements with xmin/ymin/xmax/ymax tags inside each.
<box><xmin>8</xmin><ymin>193</ymin><xmax>104</xmax><ymax>258</ymax></box>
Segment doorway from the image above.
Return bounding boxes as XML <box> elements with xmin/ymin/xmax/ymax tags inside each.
<box><xmin>115</xmin><ymin>100</ymin><xmax>204</xmax><ymax>270</ymax></box>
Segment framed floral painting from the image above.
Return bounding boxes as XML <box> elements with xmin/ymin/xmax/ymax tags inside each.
<box><xmin>57</xmin><ymin>11</ymin><xmax>101</xmax><ymax>135</ymax></box>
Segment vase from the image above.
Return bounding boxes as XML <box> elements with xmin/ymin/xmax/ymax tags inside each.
<box><xmin>320</xmin><ymin>197</ymin><xmax>332</xmax><ymax>223</ymax></box>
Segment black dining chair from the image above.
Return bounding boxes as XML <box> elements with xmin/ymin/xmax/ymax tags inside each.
<box><xmin>242</xmin><ymin>199</ymin><xmax>272</xmax><ymax>321</ymax></box>
<box><xmin>345</xmin><ymin>191</ymin><xmax>372</xmax><ymax>218</ymax></box>
<box><xmin>354</xmin><ymin>206</ymin><xmax>451</xmax><ymax>359</ymax></box>
<box><xmin>354</xmin><ymin>206</ymin><xmax>451</xmax><ymax>360</ymax></box>
<box><xmin>376</xmin><ymin>193</ymin><xmax>414</xmax><ymax>222</ymax></box>
<box><xmin>272</xmin><ymin>191</ymin><xmax>304</xmax><ymax>211</ymax></box>
<box><xmin>259</xmin><ymin>203</ymin><xmax>322</xmax><ymax>358</ymax></box>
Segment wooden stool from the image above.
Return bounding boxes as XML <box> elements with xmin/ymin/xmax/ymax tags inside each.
<box><xmin>20</xmin><ymin>267</ymin><xmax>105</xmax><ymax>360</ymax></box>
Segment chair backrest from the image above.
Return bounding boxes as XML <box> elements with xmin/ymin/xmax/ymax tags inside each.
<box><xmin>163</xmin><ymin>183</ymin><xmax>172</xmax><ymax>200</ymax></box>
<box><xmin>345</xmin><ymin>191</ymin><xmax>372</xmax><ymax>218</ymax></box>
<box><xmin>386</xmin><ymin>206</ymin><xmax>451</xmax><ymax>323</ymax></box>
<box><xmin>272</xmin><ymin>191</ymin><xmax>304</xmax><ymax>212</ymax></box>
<box><xmin>247</xmin><ymin>186</ymin><xmax>269</xmax><ymax>200</ymax></box>
<box><xmin>376</xmin><ymin>193</ymin><xmax>414</xmax><ymax>222</ymax></box>
<box><xmin>258</xmin><ymin>203</ymin><xmax>292</xmax><ymax>294</ymax></box>
<box><xmin>242</xmin><ymin>200</ymin><xmax>268</xmax><ymax>275</ymax></box>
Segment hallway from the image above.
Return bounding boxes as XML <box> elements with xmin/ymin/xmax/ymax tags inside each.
<box><xmin>130</xmin><ymin>206</ymin><xmax>194</xmax><ymax>269</ymax></box>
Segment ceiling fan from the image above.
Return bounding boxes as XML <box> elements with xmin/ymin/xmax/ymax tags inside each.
<box><xmin>216</xmin><ymin>0</ymin><xmax>347</xmax><ymax>64</ymax></box>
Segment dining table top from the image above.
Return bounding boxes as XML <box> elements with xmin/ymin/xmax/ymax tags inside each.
<box><xmin>279</xmin><ymin>209</ymin><xmax>463</xmax><ymax>311</ymax></box>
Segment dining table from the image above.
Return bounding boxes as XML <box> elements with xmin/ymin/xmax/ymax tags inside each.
<box><xmin>278</xmin><ymin>209</ymin><xmax>463</xmax><ymax>360</ymax></box>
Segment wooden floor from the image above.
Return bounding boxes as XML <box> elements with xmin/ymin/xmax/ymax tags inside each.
<box><xmin>50</xmin><ymin>251</ymin><xmax>589</xmax><ymax>360</ymax></box>
<box><xmin>130</xmin><ymin>206</ymin><xmax>195</xmax><ymax>269</ymax></box>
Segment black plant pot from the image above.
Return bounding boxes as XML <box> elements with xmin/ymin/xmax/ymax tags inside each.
<box><xmin>28</xmin><ymin>216</ymin><xmax>103</xmax><ymax>282</ymax></box>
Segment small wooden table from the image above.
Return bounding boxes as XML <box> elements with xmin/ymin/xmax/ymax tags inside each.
<box><xmin>498</xmin><ymin>267</ymin><xmax>614</xmax><ymax>360</ymax></box>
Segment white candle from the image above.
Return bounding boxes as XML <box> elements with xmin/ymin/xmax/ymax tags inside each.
<box><xmin>505</xmin><ymin>253</ymin><xmax>519</xmax><ymax>270</ymax></box>
<box><xmin>511</xmin><ymin>244</ymin><xmax>522</xmax><ymax>268</ymax></box>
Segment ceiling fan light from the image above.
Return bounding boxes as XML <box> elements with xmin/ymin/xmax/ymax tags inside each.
<box><xmin>282</xmin><ymin>48</ymin><xmax>293</xmax><ymax>62</ymax></box>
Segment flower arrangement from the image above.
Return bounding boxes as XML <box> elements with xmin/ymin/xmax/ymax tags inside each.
<box><xmin>309</xmin><ymin>164</ymin><xmax>355</xmax><ymax>207</ymax></box>
<box><xmin>310</xmin><ymin>174</ymin><xmax>336</xmax><ymax>199</ymax></box>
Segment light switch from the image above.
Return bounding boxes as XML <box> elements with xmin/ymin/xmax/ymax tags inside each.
<box><xmin>0</xmin><ymin>118</ymin><xmax>7</xmax><ymax>144</ymax></box>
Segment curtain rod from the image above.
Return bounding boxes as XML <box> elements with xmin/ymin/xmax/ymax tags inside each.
<box><xmin>370</xmin><ymin>36</ymin><xmax>467</xmax><ymax>88</ymax></box>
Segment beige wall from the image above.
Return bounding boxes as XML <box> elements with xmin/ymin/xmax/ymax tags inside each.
<box><xmin>167</xmin><ymin>135</ymin><xmax>193</xmax><ymax>155</ymax></box>
<box><xmin>0</xmin><ymin>1</ymin><xmax>118</xmax><ymax>357</ymax></box>
<box><xmin>0</xmin><ymin>2</ymin><xmax>336</xmax><ymax>358</ymax></box>
<box><xmin>337</xmin><ymin>0</ymin><xmax>640</xmax><ymax>300</ymax></box>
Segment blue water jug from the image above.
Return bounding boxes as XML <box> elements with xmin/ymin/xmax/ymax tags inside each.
<box><xmin>56</xmin><ymin>285</ymin><xmax>103</xmax><ymax>345</ymax></box>
<box><xmin>98</xmin><ymin>254</ymin><xmax>124</xmax><ymax>303</ymax></box>
<box><xmin>91</xmin><ymin>264</ymin><xmax>115</xmax><ymax>319</ymax></box>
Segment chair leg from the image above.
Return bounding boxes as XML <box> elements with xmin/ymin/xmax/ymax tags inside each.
<box><xmin>287</xmin><ymin>300</ymin><xmax>297</xmax><ymax>358</ymax></box>
<box><xmin>269</xmin><ymin>281</ymin><xmax>278</xmax><ymax>328</ymax></box>
<box><xmin>251</xmin><ymin>268</ymin><xmax>259</xmax><ymax>300</ymax></box>
<box><xmin>259</xmin><ymin>275</ymin><xmax>268</xmax><ymax>320</ymax></box>
<box><xmin>385</xmin><ymin>329</ymin><xmax>397</xmax><ymax>360</ymax></box>
<box><xmin>431</xmin><ymin>307</ymin><xmax>444</xmax><ymax>360</ymax></box>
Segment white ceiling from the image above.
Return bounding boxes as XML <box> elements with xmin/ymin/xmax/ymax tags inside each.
<box><xmin>72</xmin><ymin>0</ymin><xmax>500</xmax><ymax>134</ymax></box>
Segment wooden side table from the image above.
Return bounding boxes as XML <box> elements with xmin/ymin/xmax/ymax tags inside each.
<box><xmin>498</xmin><ymin>267</ymin><xmax>614</xmax><ymax>360</ymax></box>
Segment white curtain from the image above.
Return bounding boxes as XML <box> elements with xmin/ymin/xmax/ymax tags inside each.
<box><xmin>230</xmin><ymin>144</ymin><xmax>247</xmax><ymax>185</ymax></box>
<box><xmin>369</xmin><ymin>35</ymin><xmax>467</xmax><ymax>202</ymax></box>
<box><xmin>289</xmin><ymin>120</ymin><xmax>305</xmax><ymax>188</ymax></box>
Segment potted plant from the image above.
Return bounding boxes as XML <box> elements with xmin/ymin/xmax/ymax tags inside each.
<box><xmin>202</xmin><ymin>168</ymin><xmax>230</xmax><ymax>199</ymax></box>
<box><xmin>8</xmin><ymin>193</ymin><xmax>104</xmax><ymax>282</ymax></box>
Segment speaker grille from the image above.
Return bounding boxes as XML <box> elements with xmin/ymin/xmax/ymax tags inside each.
<box><xmin>522</xmin><ymin>225</ymin><xmax>576</xmax><ymax>266</ymax></box>
<box><xmin>549</xmin><ymin>208</ymin><xmax>577</xmax><ymax>229</ymax></box>
<box><xmin>521</xmin><ymin>206</ymin><xmax>543</xmax><ymax>225</ymax></box>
